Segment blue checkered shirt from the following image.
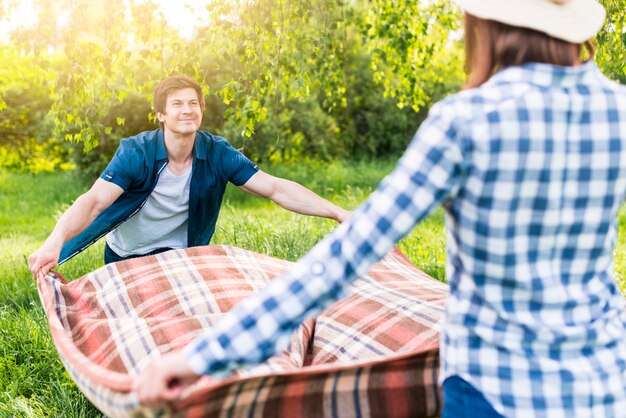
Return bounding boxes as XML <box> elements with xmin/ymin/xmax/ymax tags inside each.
<box><xmin>184</xmin><ymin>61</ymin><xmax>626</xmax><ymax>417</ymax></box>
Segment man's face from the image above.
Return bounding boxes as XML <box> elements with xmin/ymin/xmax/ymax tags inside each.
<box><xmin>157</xmin><ymin>88</ymin><xmax>202</xmax><ymax>136</ymax></box>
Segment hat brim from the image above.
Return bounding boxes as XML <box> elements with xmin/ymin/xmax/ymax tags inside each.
<box><xmin>454</xmin><ymin>0</ymin><xmax>606</xmax><ymax>43</ymax></box>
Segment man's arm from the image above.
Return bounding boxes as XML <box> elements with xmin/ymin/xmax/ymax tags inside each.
<box><xmin>238</xmin><ymin>170</ymin><xmax>351</xmax><ymax>223</ymax></box>
<box><xmin>28</xmin><ymin>179</ymin><xmax>124</xmax><ymax>279</ymax></box>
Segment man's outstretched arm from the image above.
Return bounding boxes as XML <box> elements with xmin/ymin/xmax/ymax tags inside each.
<box><xmin>238</xmin><ymin>170</ymin><xmax>351</xmax><ymax>223</ymax></box>
<box><xmin>28</xmin><ymin>179</ymin><xmax>123</xmax><ymax>279</ymax></box>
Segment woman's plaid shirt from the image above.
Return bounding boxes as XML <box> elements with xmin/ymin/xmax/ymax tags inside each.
<box><xmin>185</xmin><ymin>61</ymin><xmax>626</xmax><ymax>417</ymax></box>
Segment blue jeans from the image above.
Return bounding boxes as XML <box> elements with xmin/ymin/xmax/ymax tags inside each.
<box><xmin>442</xmin><ymin>376</ymin><xmax>505</xmax><ymax>418</ymax></box>
<box><xmin>104</xmin><ymin>242</ymin><xmax>173</xmax><ymax>264</ymax></box>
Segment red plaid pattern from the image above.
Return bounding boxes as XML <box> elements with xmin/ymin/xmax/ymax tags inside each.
<box><xmin>37</xmin><ymin>245</ymin><xmax>446</xmax><ymax>417</ymax></box>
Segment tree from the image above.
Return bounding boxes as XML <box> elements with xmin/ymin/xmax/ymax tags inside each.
<box><xmin>0</xmin><ymin>44</ymin><xmax>71</xmax><ymax>172</ymax></box>
<box><xmin>356</xmin><ymin>0</ymin><xmax>463</xmax><ymax>112</ymax></box>
<box><xmin>597</xmin><ymin>0</ymin><xmax>626</xmax><ymax>84</ymax></box>
<box><xmin>37</xmin><ymin>0</ymin><xmax>461</xmax><ymax>157</ymax></box>
<box><xmin>1</xmin><ymin>0</ymin><xmax>621</xmax><ymax>174</ymax></box>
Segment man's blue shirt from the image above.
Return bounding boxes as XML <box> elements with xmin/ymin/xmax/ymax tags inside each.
<box><xmin>58</xmin><ymin>129</ymin><xmax>258</xmax><ymax>264</ymax></box>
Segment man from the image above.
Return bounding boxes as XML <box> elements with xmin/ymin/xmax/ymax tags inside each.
<box><xmin>28</xmin><ymin>75</ymin><xmax>350</xmax><ymax>279</ymax></box>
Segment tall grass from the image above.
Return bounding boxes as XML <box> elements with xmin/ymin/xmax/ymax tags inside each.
<box><xmin>0</xmin><ymin>160</ymin><xmax>624</xmax><ymax>417</ymax></box>
<box><xmin>0</xmin><ymin>169</ymin><xmax>101</xmax><ymax>417</ymax></box>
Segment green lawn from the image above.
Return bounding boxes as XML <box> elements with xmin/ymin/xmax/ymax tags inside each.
<box><xmin>0</xmin><ymin>161</ymin><xmax>624</xmax><ymax>417</ymax></box>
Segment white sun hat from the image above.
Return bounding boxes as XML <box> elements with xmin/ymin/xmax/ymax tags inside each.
<box><xmin>453</xmin><ymin>0</ymin><xmax>606</xmax><ymax>43</ymax></box>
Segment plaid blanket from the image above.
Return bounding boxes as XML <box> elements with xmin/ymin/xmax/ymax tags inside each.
<box><xmin>37</xmin><ymin>245</ymin><xmax>447</xmax><ymax>418</ymax></box>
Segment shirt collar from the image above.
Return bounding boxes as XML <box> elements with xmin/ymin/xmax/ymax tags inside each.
<box><xmin>193</xmin><ymin>131</ymin><xmax>209</xmax><ymax>161</ymax></box>
<box><xmin>156</xmin><ymin>129</ymin><xmax>168</xmax><ymax>161</ymax></box>
<box><xmin>486</xmin><ymin>60</ymin><xmax>599</xmax><ymax>89</ymax></box>
<box><xmin>156</xmin><ymin>129</ymin><xmax>210</xmax><ymax>161</ymax></box>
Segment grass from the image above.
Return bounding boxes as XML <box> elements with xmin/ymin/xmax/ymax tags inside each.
<box><xmin>0</xmin><ymin>160</ymin><xmax>625</xmax><ymax>417</ymax></box>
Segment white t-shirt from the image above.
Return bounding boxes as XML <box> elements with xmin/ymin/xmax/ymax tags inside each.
<box><xmin>105</xmin><ymin>165</ymin><xmax>192</xmax><ymax>256</ymax></box>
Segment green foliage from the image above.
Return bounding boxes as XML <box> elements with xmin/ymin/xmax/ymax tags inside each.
<box><xmin>617</xmin><ymin>205</ymin><xmax>626</xmax><ymax>291</ymax></box>
<box><xmin>0</xmin><ymin>44</ymin><xmax>72</xmax><ymax>173</ymax></box>
<box><xmin>2</xmin><ymin>0</ymin><xmax>623</xmax><ymax>174</ymax></box>
<box><xmin>46</xmin><ymin>0</ymin><xmax>159</xmax><ymax>153</ymax></box>
<box><xmin>1</xmin><ymin>0</ymin><xmax>465</xmax><ymax>174</ymax></box>
<box><xmin>221</xmin><ymin>96</ymin><xmax>340</xmax><ymax>163</ymax></box>
<box><xmin>357</xmin><ymin>0</ymin><xmax>464</xmax><ymax>112</ymax></box>
<box><xmin>328</xmin><ymin>50</ymin><xmax>430</xmax><ymax>157</ymax></box>
<box><xmin>597</xmin><ymin>0</ymin><xmax>626</xmax><ymax>84</ymax></box>
<box><xmin>214</xmin><ymin>0</ymin><xmax>463</xmax><ymax>163</ymax></box>
<box><xmin>205</xmin><ymin>1</ymin><xmax>361</xmax><ymax>135</ymax></box>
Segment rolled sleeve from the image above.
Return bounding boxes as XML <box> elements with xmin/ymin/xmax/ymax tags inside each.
<box><xmin>220</xmin><ymin>143</ymin><xmax>259</xmax><ymax>186</ymax></box>
<box><xmin>99</xmin><ymin>140</ymin><xmax>140</xmax><ymax>190</ymax></box>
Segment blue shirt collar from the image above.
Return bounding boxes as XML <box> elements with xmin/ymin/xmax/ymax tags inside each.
<box><xmin>193</xmin><ymin>131</ymin><xmax>210</xmax><ymax>161</ymax></box>
<box><xmin>156</xmin><ymin>129</ymin><xmax>210</xmax><ymax>161</ymax></box>
<box><xmin>156</xmin><ymin>129</ymin><xmax>168</xmax><ymax>161</ymax></box>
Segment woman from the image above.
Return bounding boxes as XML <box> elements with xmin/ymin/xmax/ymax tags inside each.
<box><xmin>134</xmin><ymin>1</ymin><xmax>626</xmax><ymax>416</ymax></box>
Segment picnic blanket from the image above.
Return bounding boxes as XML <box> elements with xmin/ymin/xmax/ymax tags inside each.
<box><xmin>37</xmin><ymin>245</ymin><xmax>448</xmax><ymax>418</ymax></box>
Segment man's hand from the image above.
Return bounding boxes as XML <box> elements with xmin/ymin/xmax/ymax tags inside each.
<box><xmin>133</xmin><ymin>350</ymin><xmax>202</xmax><ymax>407</ymax></box>
<box><xmin>28</xmin><ymin>242</ymin><xmax>62</xmax><ymax>280</ymax></box>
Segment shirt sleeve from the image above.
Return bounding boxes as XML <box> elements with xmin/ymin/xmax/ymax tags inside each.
<box><xmin>219</xmin><ymin>141</ymin><xmax>260</xmax><ymax>186</ymax></box>
<box><xmin>183</xmin><ymin>101</ymin><xmax>467</xmax><ymax>376</ymax></box>
<box><xmin>99</xmin><ymin>139</ymin><xmax>139</xmax><ymax>190</ymax></box>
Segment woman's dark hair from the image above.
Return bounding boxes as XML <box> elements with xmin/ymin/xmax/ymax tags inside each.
<box><xmin>464</xmin><ymin>13</ymin><xmax>596</xmax><ymax>88</ymax></box>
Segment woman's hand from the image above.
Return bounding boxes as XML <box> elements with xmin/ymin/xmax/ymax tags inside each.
<box><xmin>133</xmin><ymin>350</ymin><xmax>201</xmax><ymax>407</ymax></box>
